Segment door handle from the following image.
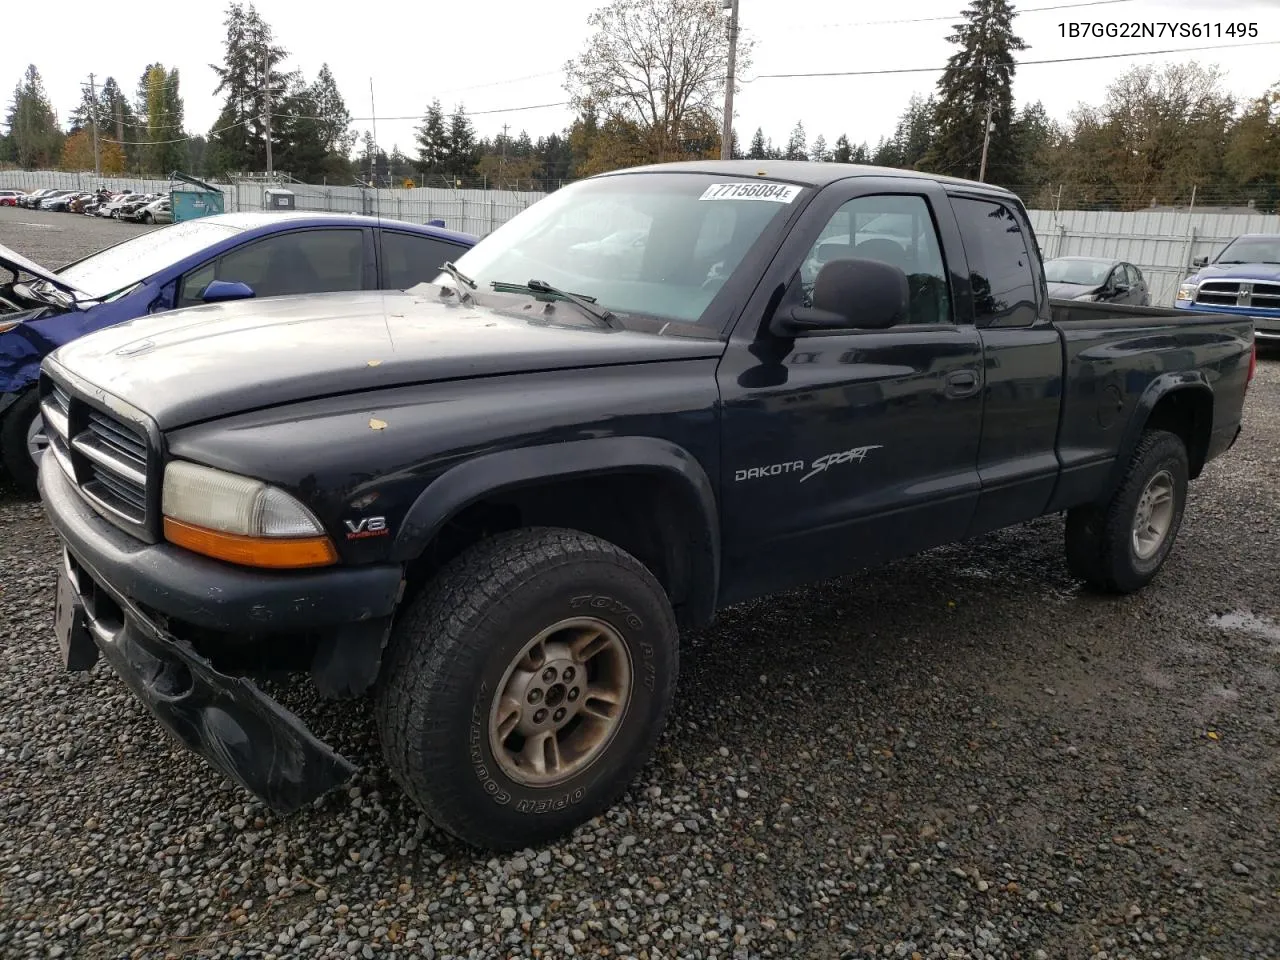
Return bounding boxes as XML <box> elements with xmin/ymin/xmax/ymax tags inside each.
<box><xmin>945</xmin><ymin>369</ymin><xmax>981</xmax><ymax>398</ymax></box>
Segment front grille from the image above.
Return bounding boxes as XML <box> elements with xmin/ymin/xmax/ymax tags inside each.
<box><xmin>1194</xmin><ymin>280</ymin><xmax>1280</xmax><ymax>310</ymax></box>
<box><xmin>41</xmin><ymin>374</ymin><xmax>155</xmax><ymax>535</ymax></box>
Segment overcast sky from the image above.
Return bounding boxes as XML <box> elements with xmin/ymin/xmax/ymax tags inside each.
<box><xmin>11</xmin><ymin>0</ymin><xmax>1280</xmax><ymax>161</ymax></box>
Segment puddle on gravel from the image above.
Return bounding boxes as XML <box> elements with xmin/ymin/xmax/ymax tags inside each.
<box><xmin>1207</xmin><ymin>611</ymin><xmax>1280</xmax><ymax>645</ymax></box>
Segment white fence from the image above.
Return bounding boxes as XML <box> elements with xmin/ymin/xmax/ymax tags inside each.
<box><xmin>0</xmin><ymin>170</ymin><xmax>550</xmax><ymax>238</ymax></box>
<box><xmin>5</xmin><ymin>170</ymin><xmax>1278</xmax><ymax>305</ymax></box>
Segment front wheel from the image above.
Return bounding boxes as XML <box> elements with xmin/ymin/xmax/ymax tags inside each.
<box><xmin>1064</xmin><ymin>429</ymin><xmax>1189</xmax><ymax>593</ymax></box>
<box><xmin>375</xmin><ymin>527</ymin><xmax>679</xmax><ymax>850</ymax></box>
<box><xmin>1</xmin><ymin>391</ymin><xmax>46</xmax><ymax>495</ymax></box>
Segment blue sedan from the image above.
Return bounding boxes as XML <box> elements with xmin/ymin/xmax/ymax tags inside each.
<box><xmin>0</xmin><ymin>212</ymin><xmax>477</xmax><ymax>492</ymax></box>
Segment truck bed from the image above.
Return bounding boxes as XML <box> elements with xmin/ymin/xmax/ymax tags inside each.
<box><xmin>1045</xmin><ymin>298</ymin><xmax>1253</xmax><ymax>512</ymax></box>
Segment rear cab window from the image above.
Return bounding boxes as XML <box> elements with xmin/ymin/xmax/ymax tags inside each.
<box><xmin>950</xmin><ymin>196</ymin><xmax>1042</xmax><ymax>327</ymax></box>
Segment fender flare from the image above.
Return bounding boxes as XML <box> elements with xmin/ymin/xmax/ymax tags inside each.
<box><xmin>1109</xmin><ymin>371</ymin><xmax>1213</xmax><ymax>489</ymax></box>
<box><xmin>391</xmin><ymin>436</ymin><xmax>721</xmax><ymax>624</ymax></box>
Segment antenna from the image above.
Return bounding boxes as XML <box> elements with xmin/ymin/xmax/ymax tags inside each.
<box><xmin>369</xmin><ymin>77</ymin><xmax>381</xmax><ymax>228</ymax></box>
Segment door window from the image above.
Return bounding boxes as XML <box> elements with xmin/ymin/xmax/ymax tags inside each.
<box><xmin>801</xmin><ymin>194</ymin><xmax>952</xmax><ymax>325</ymax></box>
<box><xmin>951</xmin><ymin>198</ymin><xmax>1039</xmax><ymax>327</ymax></box>
<box><xmin>178</xmin><ymin>229</ymin><xmax>365</xmax><ymax>306</ymax></box>
<box><xmin>381</xmin><ymin>232</ymin><xmax>469</xmax><ymax>291</ymax></box>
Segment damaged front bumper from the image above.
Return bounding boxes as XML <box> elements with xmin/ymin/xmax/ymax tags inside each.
<box><xmin>39</xmin><ymin>455</ymin><xmax>405</xmax><ymax>814</ymax></box>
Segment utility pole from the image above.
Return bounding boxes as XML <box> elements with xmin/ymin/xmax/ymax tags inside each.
<box><xmin>262</xmin><ymin>47</ymin><xmax>273</xmax><ymax>178</ymax></box>
<box><xmin>977</xmin><ymin>101</ymin><xmax>994</xmax><ymax>182</ymax></box>
<box><xmin>88</xmin><ymin>73</ymin><xmax>101</xmax><ymax>178</ymax></box>
<box><xmin>720</xmin><ymin>0</ymin><xmax>740</xmax><ymax>161</ymax></box>
<box><xmin>500</xmin><ymin>122</ymin><xmax>509</xmax><ymax>181</ymax></box>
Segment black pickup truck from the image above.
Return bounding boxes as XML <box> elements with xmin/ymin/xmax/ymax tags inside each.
<box><xmin>37</xmin><ymin>161</ymin><xmax>1256</xmax><ymax>850</ymax></box>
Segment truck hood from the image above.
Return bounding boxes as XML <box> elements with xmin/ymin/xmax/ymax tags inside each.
<box><xmin>46</xmin><ymin>289</ymin><xmax>725</xmax><ymax>429</ymax></box>
<box><xmin>0</xmin><ymin>240</ymin><xmax>88</xmax><ymax>299</ymax></box>
<box><xmin>1189</xmin><ymin>262</ymin><xmax>1280</xmax><ymax>283</ymax></box>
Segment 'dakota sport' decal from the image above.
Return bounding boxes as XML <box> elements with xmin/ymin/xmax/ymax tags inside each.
<box><xmin>699</xmin><ymin>182</ymin><xmax>803</xmax><ymax>203</ymax></box>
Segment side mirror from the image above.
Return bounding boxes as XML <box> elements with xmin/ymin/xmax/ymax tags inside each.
<box><xmin>201</xmin><ymin>280</ymin><xmax>255</xmax><ymax>303</ymax></box>
<box><xmin>773</xmin><ymin>258</ymin><xmax>909</xmax><ymax>336</ymax></box>
<box><xmin>1192</xmin><ymin>256</ymin><xmax>1209</xmax><ymax>268</ymax></box>
<box><xmin>1112</xmin><ymin>282</ymin><xmax>1130</xmax><ymax>294</ymax></box>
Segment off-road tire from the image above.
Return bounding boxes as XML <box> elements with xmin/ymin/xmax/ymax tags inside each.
<box><xmin>1</xmin><ymin>390</ymin><xmax>42</xmax><ymax>496</ymax></box>
<box><xmin>1064</xmin><ymin>429</ymin><xmax>1189</xmax><ymax>593</ymax></box>
<box><xmin>375</xmin><ymin>527</ymin><xmax>679</xmax><ymax>850</ymax></box>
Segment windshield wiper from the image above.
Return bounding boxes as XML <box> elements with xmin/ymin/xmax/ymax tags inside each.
<box><xmin>438</xmin><ymin>261</ymin><xmax>477</xmax><ymax>302</ymax></box>
<box><xmin>490</xmin><ymin>279</ymin><xmax>616</xmax><ymax>328</ymax></box>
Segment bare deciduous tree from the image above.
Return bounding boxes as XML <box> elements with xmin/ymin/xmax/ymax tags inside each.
<box><xmin>564</xmin><ymin>0</ymin><xmax>752</xmax><ymax>161</ymax></box>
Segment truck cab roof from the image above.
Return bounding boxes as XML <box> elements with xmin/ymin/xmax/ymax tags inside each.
<box><xmin>601</xmin><ymin>159</ymin><xmax>1019</xmax><ymax>196</ymax></box>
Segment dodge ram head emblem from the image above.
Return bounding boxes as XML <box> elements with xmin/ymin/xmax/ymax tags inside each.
<box><xmin>1237</xmin><ymin>283</ymin><xmax>1253</xmax><ymax>307</ymax></box>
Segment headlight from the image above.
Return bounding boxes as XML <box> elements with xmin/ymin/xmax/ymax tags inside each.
<box><xmin>161</xmin><ymin>461</ymin><xmax>337</xmax><ymax>568</ymax></box>
<box><xmin>0</xmin><ymin>319</ymin><xmax>22</xmax><ymax>334</ymax></box>
<box><xmin>1176</xmin><ymin>283</ymin><xmax>1196</xmax><ymax>302</ymax></box>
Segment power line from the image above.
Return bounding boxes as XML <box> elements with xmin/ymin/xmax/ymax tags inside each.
<box><xmin>90</xmin><ymin>99</ymin><xmax>575</xmax><ymax>148</ymax></box>
<box><xmin>781</xmin><ymin>0</ymin><xmax>1137</xmax><ymax>29</ymax></box>
<box><xmin>745</xmin><ymin>39</ymin><xmax>1280</xmax><ymax>80</ymax></box>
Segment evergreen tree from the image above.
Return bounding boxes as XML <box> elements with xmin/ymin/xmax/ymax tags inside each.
<box><xmin>207</xmin><ymin>2</ymin><xmax>290</xmax><ymax>175</ymax></box>
<box><xmin>414</xmin><ymin>99</ymin><xmax>448</xmax><ymax>177</ymax></box>
<box><xmin>136</xmin><ymin>64</ymin><xmax>186</xmax><ymax>174</ymax></box>
<box><xmin>875</xmin><ymin>95</ymin><xmax>937</xmax><ymax>169</ymax></box>
<box><xmin>308</xmin><ymin>64</ymin><xmax>356</xmax><ymax>160</ymax></box>
<box><xmin>923</xmin><ymin>0</ymin><xmax>1027</xmax><ymax>182</ymax></box>
<box><xmin>832</xmin><ymin>134</ymin><xmax>852</xmax><ymax>163</ymax></box>
<box><xmin>850</xmin><ymin>141</ymin><xmax>871</xmax><ymax>164</ymax></box>
<box><xmin>443</xmin><ymin>104</ymin><xmax>478</xmax><ymax>179</ymax></box>
<box><xmin>810</xmin><ymin>134</ymin><xmax>830</xmax><ymax>162</ymax></box>
<box><xmin>784</xmin><ymin>121</ymin><xmax>807</xmax><ymax>160</ymax></box>
<box><xmin>534</xmin><ymin>132</ymin><xmax>574</xmax><ymax>182</ymax></box>
<box><xmin>568</xmin><ymin>102</ymin><xmax>600</xmax><ymax>176</ymax></box>
<box><xmin>98</xmin><ymin>77</ymin><xmax>139</xmax><ymax>169</ymax></box>
<box><xmin>747</xmin><ymin>127</ymin><xmax>766</xmax><ymax>160</ymax></box>
<box><xmin>5</xmin><ymin>65</ymin><xmax>62</xmax><ymax>168</ymax></box>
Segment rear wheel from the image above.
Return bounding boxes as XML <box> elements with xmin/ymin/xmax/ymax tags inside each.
<box><xmin>1</xmin><ymin>390</ymin><xmax>45</xmax><ymax>495</ymax></box>
<box><xmin>1064</xmin><ymin>429</ymin><xmax>1188</xmax><ymax>593</ymax></box>
<box><xmin>375</xmin><ymin>527</ymin><xmax>679</xmax><ymax>850</ymax></box>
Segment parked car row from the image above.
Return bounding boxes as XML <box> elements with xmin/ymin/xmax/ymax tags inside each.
<box><xmin>4</xmin><ymin>187</ymin><xmax>172</xmax><ymax>222</ymax></box>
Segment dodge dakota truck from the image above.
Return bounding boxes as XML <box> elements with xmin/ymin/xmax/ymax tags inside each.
<box><xmin>37</xmin><ymin>161</ymin><xmax>1256</xmax><ymax>851</ymax></box>
<box><xmin>1175</xmin><ymin>232</ymin><xmax>1280</xmax><ymax>343</ymax></box>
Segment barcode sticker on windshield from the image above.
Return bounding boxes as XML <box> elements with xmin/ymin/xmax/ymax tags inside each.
<box><xmin>700</xmin><ymin>182</ymin><xmax>802</xmax><ymax>203</ymax></box>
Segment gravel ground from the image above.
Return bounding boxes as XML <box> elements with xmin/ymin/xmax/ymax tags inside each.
<box><xmin>1</xmin><ymin>210</ymin><xmax>1279</xmax><ymax>959</ymax></box>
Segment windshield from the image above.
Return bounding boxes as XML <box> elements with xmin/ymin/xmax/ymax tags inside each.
<box><xmin>57</xmin><ymin>219</ymin><xmax>242</xmax><ymax>299</ymax></box>
<box><xmin>1216</xmin><ymin>236</ymin><xmax>1280</xmax><ymax>264</ymax></box>
<box><xmin>1044</xmin><ymin>259</ymin><xmax>1112</xmax><ymax>285</ymax></box>
<box><xmin>443</xmin><ymin>173</ymin><xmax>805</xmax><ymax>325</ymax></box>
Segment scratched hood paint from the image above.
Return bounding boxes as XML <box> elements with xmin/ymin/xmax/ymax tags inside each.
<box><xmin>45</xmin><ymin>290</ymin><xmax>724</xmax><ymax>429</ymax></box>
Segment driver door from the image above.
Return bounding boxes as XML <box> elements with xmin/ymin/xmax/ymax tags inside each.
<box><xmin>715</xmin><ymin>179</ymin><xmax>985</xmax><ymax>606</ymax></box>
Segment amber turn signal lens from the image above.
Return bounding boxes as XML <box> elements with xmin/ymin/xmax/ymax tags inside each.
<box><xmin>163</xmin><ymin>517</ymin><xmax>338</xmax><ymax>569</ymax></box>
